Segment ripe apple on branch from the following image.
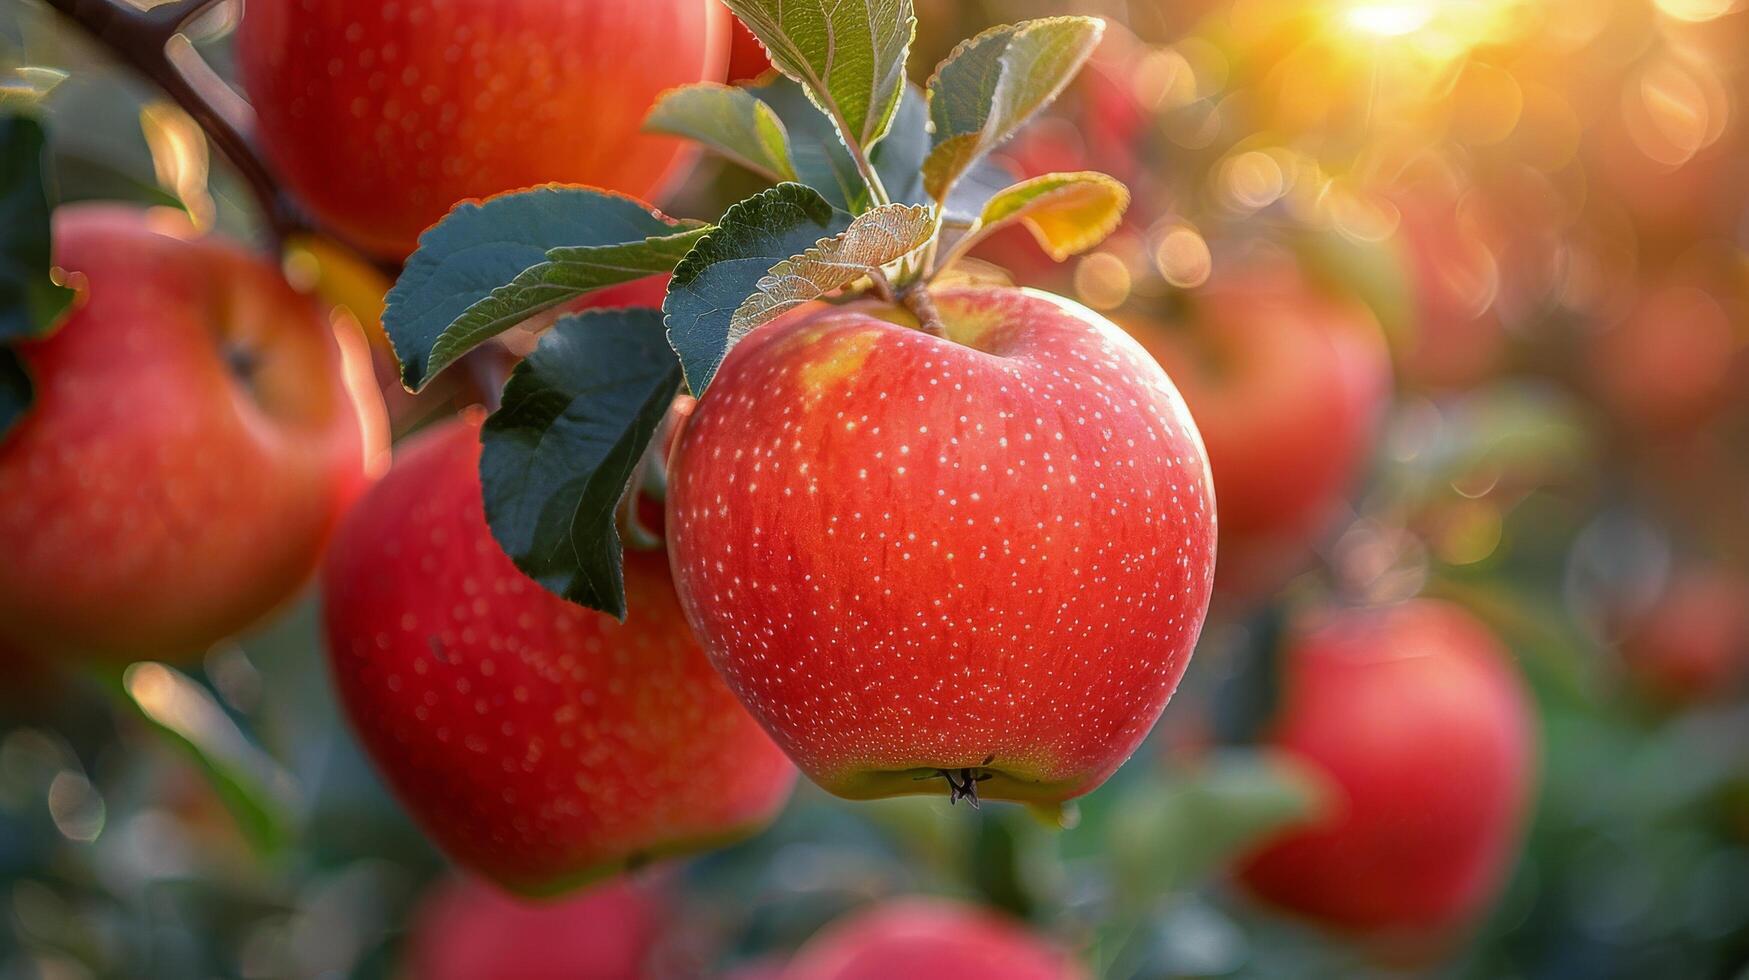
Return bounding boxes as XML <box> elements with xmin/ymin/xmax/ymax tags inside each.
<box><xmin>368</xmin><ymin>1</ymin><xmax>1218</xmax><ymax>817</ymax></box>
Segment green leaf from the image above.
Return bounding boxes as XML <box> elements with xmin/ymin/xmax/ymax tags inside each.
<box><xmin>750</xmin><ymin>74</ymin><xmax>927</xmax><ymax>213</ymax></box>
<box><xmin>0</xmin><ymin>115</ymin><xmax>76</xmax><ymax>344</ymax></box>
<box><xmin>0</xmin><ymin>347</ymin><xmax>31</xmax><ymax>441</ymax></box>
<box><xmin>870</xmin><ymin>82</ymin><xmax>930</xmax><ymax>207</ymax></box>
<box><xmin>384</xmin><ymin>186</ymin><xmax>699</xmax><ymax>391</ymax></box>
<box><xmin>53</xmin><ymin>150</ymin><xmax>184</xmax><ymax>211</ymax></box>
<box><xmin>975</xmin><ymin>171</ymin><xmax>1128</xmax><ymax>261</ymax></box>
<box><xmin>750</xmin><ymin>77</ymin><xmax>871</xmax><ymax>212</ymax></box>
<box><xmin>735</xmin><ymin>203</ymin><xmax>933</xmax><ymax>332</ymax></box>
<box><xmin>923</xmin><ymin>17</ymin><xmax>1104</xmax><ymax>202</ymax></box>
<box><xmin>431</xmin><ymin>225</ymin><xmax>709</xmax><ymax>384</ymax></box>
<box><xmin>1106</xmin><ymin>751</ymin><xmax>1326</xmax><ymax>903</ymax></box>
<box><xmin>723</xmin><ymin>0</ymin><xmax>916</xmax><ymax>155</ymax></box>
<box><xmin>664</xmin><ymin>183</ymin><xmax>849</xmax><ymax>395</ymax></box>
<box><xmin>119</xmin><ymin>662</ymin><xmax>302</xmax><ymax>855</ymax></box>
<box><xmin>645</xmin><ymin>83</ymin><xmax>798</xmax><ymax>182</ymax></box>
<box><xmin>480</xmin><ymin>309</ymin><xmax>681</xmax><ymax>620</ymax></box>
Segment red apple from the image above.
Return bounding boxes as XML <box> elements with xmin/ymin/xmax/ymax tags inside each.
<box><xmin>1588</xmin><ymin>276</ymin><xmax>1743</xmax><ymax>434</ymax></box>
<box><xmin>237</xmin><ymin>0</ymin><xmax>730</xmax><ymax>259</ymax></box>
<box><xmin>1616</xmin><ymin>567</ymin><xmax>1749</xmax><ymax>706</ymax></box>
<box><xmin>0</xmin><ymin>204</ymin><xmax>384</xmax><ymax>664</ymax></box>
<box><xmin>322</xmin><ymin>414</ymin><xmax>794</xmax><ymax>894</ymax></box>
<box><xmin>783</xmin><ymin>898</ymin><xmax>1086</xmax><ymax>980</ymax></box>
<box><xmin>1238</xmin><ymin>600</ymin><xmax>1536</xmax><ymax>938</ymax></box>
<box><xmin>666</xmin><ymin>286</ymin><xmax>1216</xmax><ymax>806</ymax></box>
<box><xmin>405</xmin><ymin>874</ymin><xmax>662</xmax><ymax>980</ymax></box>
<box><xmin>1124</xmin><ymin>264</ymin><xmax>1391</xmax><ymax>598</ymax></box>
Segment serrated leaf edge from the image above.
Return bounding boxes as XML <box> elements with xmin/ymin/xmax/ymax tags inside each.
<box><xmin>921</xmin><ymin>16</ymin><xmax>1105</xmax><ymax>201</ymax></box>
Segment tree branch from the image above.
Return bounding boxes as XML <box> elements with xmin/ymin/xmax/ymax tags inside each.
<box><xmin>42</xmin><ymin>0</ymin><xmax>310</xmax><ymax>248</ymax></box>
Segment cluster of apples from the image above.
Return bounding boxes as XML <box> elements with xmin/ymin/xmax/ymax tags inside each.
<box><xmin>0</xmin><ymin>0</ymin><xmax>1559</xmax><ymax>972</ymax></box>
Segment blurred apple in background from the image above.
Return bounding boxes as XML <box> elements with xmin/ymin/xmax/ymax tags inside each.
<box><xmin>0</xmin><ymin>204</ymin><xmax>385</xmax><ymax>665</ymax></box>
<box><xmin>1587</xmin><ymin>265</ymin><xmax>1745</xmax><ymax>435</ymax></box>
<box><xmin>404</xmin><ymin>875</ymin><xmax>663</xmax><ymax>980</ymax></box>
<box><xmin>1124</xmin><ymin>261</ymin><xmax>1391</xmax><ymax>598</ymax></box>
<box><xmin>781</xmin><ymin>898</ymin><xmax>1085</xmax><ymax>980</ymax></box>
<box><xmin>322</xmin><ymin>415</ymin><xmax>794</xmax><ymax>895</ymax></box>
<box><xmin>1238</xmin><ymin>600</ymin><xmax>1535</xmax><ymax>943</ymax></box>
<box><xmin>1614</xmin><ymin>566</ymin><xmax>1749</xmax><ymax>707</ymax></box>
<box><xmin>236</xmin><ymin>0</ymin><xmax>730</xmax><ymax>259</ymax></box>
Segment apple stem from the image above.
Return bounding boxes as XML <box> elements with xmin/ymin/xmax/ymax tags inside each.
<box><xmin>900</xmin><ymin>284</ymin><xmax>946</xmax><ymax>338</ymax></box>
<box><xmin>867</xmin><ymin>267</ymin><xmax>897</xmax><ymax>304</ymax></box>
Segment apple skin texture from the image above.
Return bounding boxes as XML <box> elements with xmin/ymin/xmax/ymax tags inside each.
<box><xmin>1238</xmin><ymin>600</ymin><xmax>1536</xmax><ymax>937</ymax></box>
<box><xmin>0</xmin><ymin>204</ymin><xmax>381</xmax><ymax>663</ymax></box>
<box><xmin>667</xmin><ymin>287</ymin><xmax>1217</xmax><ymax>805</ymax></box>
<box><xmin>1127</xmin><ymin>271</ymin><xmax>1391</xmax><ymax>597</ymax></box>
<box><xmin>237</xmin><ymin>0</ymin><xmax>729</xmax><ymax>259</ymax></box>
<box><xmin>782</xmin><ymin>898</ymin><xmax>1086</xmax><ymax>980</ymax></box>
<box><xmin>405</xmin><ymin>874</ymin><xmax>663</xmax><ymax>980</ymax></box>
<box><xmin>321</xmin><ymin>416</ymin><xmax>795</xmax><ymax>894</ymax></box>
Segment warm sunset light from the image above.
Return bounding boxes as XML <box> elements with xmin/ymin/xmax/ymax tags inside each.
<box><xmin>1344</xmin><ymin>1</ymin><xmax>1437</xmax><ymax>36</ymax></box>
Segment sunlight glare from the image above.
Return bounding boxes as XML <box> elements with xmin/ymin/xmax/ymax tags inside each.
<box><xmin>1345</xmin><ymin>2</ymin><xmax>1437</xmax><ymax>36</ymax></box>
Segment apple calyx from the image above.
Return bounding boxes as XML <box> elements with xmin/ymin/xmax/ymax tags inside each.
<box><xmin>926</xmin><ymin>756</ymin><xmax>999</xmax><ymax>809</ymax></box>
<box><xmin>372</xmin><ymin>1</ymin><xmax>1137</xmax><ymax>621</ymax></box>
